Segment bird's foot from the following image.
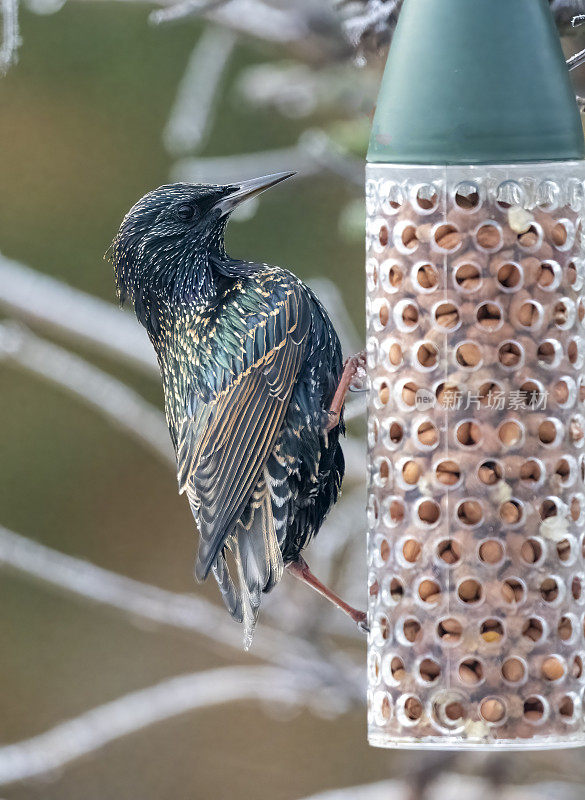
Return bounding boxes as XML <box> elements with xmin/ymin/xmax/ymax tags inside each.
<box><xmin>325</xmin><ymin>349</ymin><xmax>367</xmax><ymax>431</ymax></box>
<box><xmin>348</xmin><ymin>350</ymin><xmax>367</xmax><ymax>392</ymax></box>
<box><xmin>352</xmin><ymin>610</ymin><xmax>370</xmax><ymax>635</ymax></box>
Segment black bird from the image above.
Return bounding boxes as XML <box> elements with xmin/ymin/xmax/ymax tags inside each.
<box><xmin>110</xmin><ymin>173</ymin><xmax>366</xmax><ymax>645</ymax></box>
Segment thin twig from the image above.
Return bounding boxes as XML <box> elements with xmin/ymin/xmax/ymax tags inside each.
<box><xmin>0</xmin><ymin>666</ymin><xmax>321</xmax><ymax>787</ymax></box>
<box><xmin>299</xmin><ymin>129</ymin><xmax>364</xmax><ymax>187</ymax></box>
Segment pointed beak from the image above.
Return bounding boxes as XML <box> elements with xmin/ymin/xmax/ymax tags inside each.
<box><xmin>213</xmin><ymin>172</ymin><xmax>295</xmax><ymax>217</ymax></box>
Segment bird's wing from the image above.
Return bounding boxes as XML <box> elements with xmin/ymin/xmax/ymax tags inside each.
<box><xmin>176</xmin><ymin>284</ymin><xmax>312</xmax><ymax>581</ymax></box>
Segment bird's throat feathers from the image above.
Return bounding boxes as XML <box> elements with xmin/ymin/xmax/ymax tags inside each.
<box><xmin>111</xmin><ymin>219</ymin><xmax>253</xmax><ymax>333</ymax></box>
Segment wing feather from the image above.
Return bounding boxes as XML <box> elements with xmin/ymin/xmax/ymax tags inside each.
<box><xmin>175</xmin><ymin>284</ymin><xmax>312</xmax><ymax>581</ymax></box>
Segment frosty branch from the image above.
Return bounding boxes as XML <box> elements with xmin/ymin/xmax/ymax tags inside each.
<box><xmin>0</xmin><ymin>0</ymin><xmax>19</xmax><ymax>73</ymax></box>
<box><xmin>0</xmin><ymin>525</ymin><xmax>363</xmax><ymax>697</ymax></box>
<box><xmin>0</xmin><ymin>666</ymin><xmax>325</xmax><ymax>787</ymax></box>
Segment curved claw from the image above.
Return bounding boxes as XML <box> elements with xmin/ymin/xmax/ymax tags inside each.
<box><xmin>348</xmin><ymin>350</ymin><xmax>368</xmax><ymax>392</ymax></box>
<box><xmin>352</xmin><ymin>610</ymin><xmax>369</xmax><ymax>634</ymax></box>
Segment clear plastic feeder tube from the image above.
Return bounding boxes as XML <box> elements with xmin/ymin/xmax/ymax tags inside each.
<box><xmin>366</xmin><ymin>162</ymin><xmax>585</xmax><ymax>749</ymax></box>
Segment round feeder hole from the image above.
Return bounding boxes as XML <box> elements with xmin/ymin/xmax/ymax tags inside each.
<box><xmin>454</xmin><ymin>262</ymin><xmax>481</xmax><ymax>292</ymax></box>
<box><xmin>522</xmin><ymin>617</ymin><xmax>544</xmax><ymax>642</ymax></box>
<box><xmin>402</xmin><ymin>539</ymin><xmax>422</xmax><ymax>564</ymax></box>
<box><xmin>502</xmin><ymin>578</ymin><xmax>525</xmax><ymax>604</ymax></box>
<box><xmin>478</xmin><ymin>460</ymin><xmax>503</xmax><ymax>485</ymax></box>
<box><xmin>436</xmin><ymin>539</ymin><xmax>461</xmax><ymax>565</ymax></box>
<box><xmin>458</xmin><ymin>658</ymin><xmax>484</xmax><ymax>685</ymax></box>
<box><xmin>436</xmin><ymin>617</ymin><xmax>462</xmax><ymax>644</ymax></box>
<box><xmin>457</xmin><ymin>579</ymin><xmax>482</xmax><ymax>605</ymax></box>
<box><xmin>502</xmin><ymin>657</ymin><xmax>526</xmax><ymax>684</ymax></box>
<box><xmin>478</xmin><ymin>540</ymin><xmax>503</xmax><ymax>564</ymax></box>
<box><xmin>480</xmin><ymin>618</ymin><xmax>504</xmax><ymax>643</ymax></box>
<box><xmin>480</xmin><ymin>697</ymin><xmax>506</xmax><ymax>725</ymax></box>
<box><xmin>419</xmin><ymin>658</ymin><xmax>441</xmax><ymax>684</ymax></box>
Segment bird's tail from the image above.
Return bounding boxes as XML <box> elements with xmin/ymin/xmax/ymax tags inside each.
<box><xmin>212</xmin><ymin>477</ymin><xmax>284</xmax><ymax>649</ymax></box>
<box><xmin>211</xmin><ymin>556</ymin><xmax>243</xmax><ymax>623</ymax></box>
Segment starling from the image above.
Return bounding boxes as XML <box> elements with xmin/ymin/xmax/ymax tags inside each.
<box><xmin>110</xmin><ymin>173</ymin><xmax>366</xmax><ymax>645</ymax></box>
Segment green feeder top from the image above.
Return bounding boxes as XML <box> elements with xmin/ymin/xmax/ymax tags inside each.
<box><xmin>368</xmin><ymin>0</ymin><xmax>584</xmax><ymax>165</ymax></box>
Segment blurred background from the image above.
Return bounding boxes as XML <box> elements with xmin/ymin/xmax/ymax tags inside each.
<box><xmin>2</xmin><ymin>1</ymin><xmax>585</xmax><ymax>798</ymax></box>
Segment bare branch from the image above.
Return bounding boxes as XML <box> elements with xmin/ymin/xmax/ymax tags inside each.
<box><xmin>0</xmin><ymin>0</ymin><xmax>20</xmax><ymax>73</ymax></box>
<box><xmin>172</xmin><ymin>144</ymin><xmax>320</xmax><ymax>184</ymax></box>
<box><xmin>0</xmin><ymin>320</ymin><xmax>364</xmax><ymax>481</ymax></box>
<box><xmin>163</xmin><ymin>25</ymin><xmax>237</xmax><ymax>155</ymax></box>
<box><xmin>297</xmin><ymin>777</ymin><xmax>584</xmax><ymax>800</ymax></box>
<box><xmin>172</xmin><ymin>130</ymin><xmax>363</xmax><ymax>187</ymax></box>
<box><xmin>335</xmin><ymin>0</ymin><xmax>402</xmax><ymax>56</ymax></box>
<box><xmin>201</xmin><ymin>0</ymin><xmax>310</xmax><ymax>42</ymax></box>
<box><xmin>0</xmin><ymin>666</ymin><xmax>320</xmax><ymax>787</ymax></box>
<box><xmin>147</xmin><ymin>0</ymin><xmax>309</xmax><ymax>41</ymax></box>
<box><xmin>341</xmin><ymin>0</ymin><xmax>400</xmax><ymax>47</ymax></box>
<box><xmin>0</xmin><ymin>253</ymin><xmax>157</xmax><ymax>375</ymax></box>
<box><xmin>0</xmin><ymin>526</ymin><xmax>363</xmax><ymax>697</ymax></box>
<box><xmin>0</xmin><ymin>321</ymin><xmax>174</xmax><ymax>464</ymax></box>
<box><xmin>150</xmin><ymin>0</ymin><xmax>228</xmax><ymax>25</ymax></box>
<box><xmin>298</xmin><ymin>779</ymin><xmax>405</xmax><ymax>800</ymax></box>
<box><xmin>299</xmin><ymin>129</ymin><xmax>364</xmax><ymax>187</ymax></box>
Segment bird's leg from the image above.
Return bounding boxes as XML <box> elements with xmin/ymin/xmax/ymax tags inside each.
<box><xmin>326</xmin><ymin>350</ymin><xmax>367</xmax><ymax>432</ymax></box>
<box><xmin>286</xmin><ymin>555</ymin><xmax>369</xmax><ymax>633</ymax></box>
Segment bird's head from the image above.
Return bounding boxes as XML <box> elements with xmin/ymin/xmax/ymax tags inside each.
<box><xmin>109</xmin><ymin>172</ymin><xmax>294</xmax><ymax>323</ymax></box>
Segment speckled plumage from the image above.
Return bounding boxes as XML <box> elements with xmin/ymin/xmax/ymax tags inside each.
<box><xmin>111</xmin><ymin>178</ymin><xmax>345</xmax><ymax>641</ymax></box>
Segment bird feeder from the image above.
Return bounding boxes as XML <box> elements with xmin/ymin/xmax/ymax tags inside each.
<box><xmin>366</xmin><ymin>0</ymin><xmax>585</xmax><ymax>749</ymax></box>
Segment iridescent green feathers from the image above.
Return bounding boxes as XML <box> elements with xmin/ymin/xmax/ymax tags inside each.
<box><xmin>171</xmin><ymin>279</ymin><xmax>312</xmax><ymax>580</ymax></box>
<box><xmin>110</xmin><ymin>180</ymin><xmax>345</xmax><ymax>642</ymax></box>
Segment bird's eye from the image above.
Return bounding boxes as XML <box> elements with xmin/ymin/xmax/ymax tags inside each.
<box><xmin>176</xmin><ymin>203</ymin><xmax>197</xmax><ymax>221</ymax></box>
